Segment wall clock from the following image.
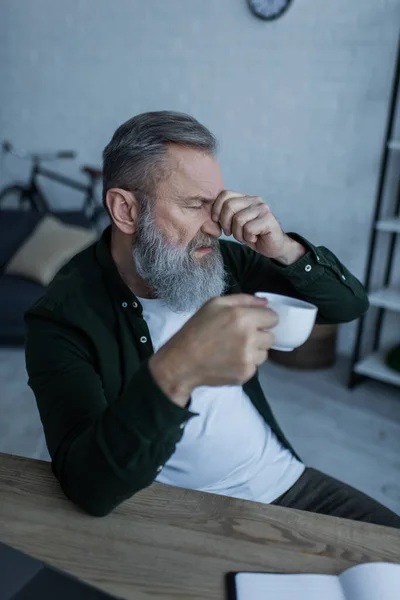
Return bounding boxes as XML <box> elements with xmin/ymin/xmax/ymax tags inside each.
<box><xmin>247</xmin><ymin>0</ymin><xmax>293</xmax><ymax>21</ymax></box>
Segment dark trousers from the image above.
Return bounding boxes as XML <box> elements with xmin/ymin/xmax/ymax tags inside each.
<box><xmin>272</xmin><ymin>468</ymin><xmax>400</xmax><ymax>529</ymax></box>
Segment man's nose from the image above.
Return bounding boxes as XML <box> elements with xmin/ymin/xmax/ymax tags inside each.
<box><xmin>201</xmin><ymin>216</ymin><xmax>222</xmax><ymax>238</ymax></box>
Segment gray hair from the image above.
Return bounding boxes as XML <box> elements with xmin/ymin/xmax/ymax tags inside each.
<box><xmin>102</xmin><ymin>111</ymin><xmax>218</xmax><ymax>208</ymax></box>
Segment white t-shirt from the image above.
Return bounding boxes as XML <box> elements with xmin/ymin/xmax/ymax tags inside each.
<box><xmin>138</xmin><ymin>296</ymin><xmax>305</xmax><ymax>503</ymax></box>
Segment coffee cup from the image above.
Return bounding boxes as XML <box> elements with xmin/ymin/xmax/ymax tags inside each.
<box><xmin>255</xmin><ymin>292</ymin><xmax>318</xmax><ymax>352</ymax></box>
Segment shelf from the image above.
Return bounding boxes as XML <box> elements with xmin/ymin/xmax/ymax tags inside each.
<box><xmin>354</xmin><ymin>351</ymin><xmax>400</xmax><ymax>387</ymax></box>
<box><xmin>375</xmin><ymin>218</ymin><xmax>400</xmax><ymax>233</ymax></box>
<box><xmin>388</xmin><ymin>139</ymin><xmax>400</xmax><ymax>151</ymax></box>
<box><xmin>369</xmin><ymin>288</ymin><xmax>400</xmax><ymax>312</ymax></box>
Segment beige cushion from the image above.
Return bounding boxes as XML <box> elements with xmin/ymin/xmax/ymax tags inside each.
<box><xmin>6</xmin><ymin>215</ymin><xmax>97</xmax><ymax>286</ymax></box>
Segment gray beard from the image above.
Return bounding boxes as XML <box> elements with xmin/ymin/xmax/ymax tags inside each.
<box><xmin>133</xmin><ymin>202</ymin><xmax>228</xmax><ymax>313</ymax></box>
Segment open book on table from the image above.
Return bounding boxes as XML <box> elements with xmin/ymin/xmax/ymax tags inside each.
<box><xmin>233</xmin><ymin>562</ymin><xmax>400</xmax><ymax>600</ymax></box>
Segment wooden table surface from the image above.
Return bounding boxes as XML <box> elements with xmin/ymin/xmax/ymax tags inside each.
<box><xmin>0</xmin><ymin>453</ymin><xmax>399</xmax><ymax>599</ymax></box>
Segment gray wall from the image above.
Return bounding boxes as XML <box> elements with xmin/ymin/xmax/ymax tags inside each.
<box><xmin>1</xmin><ymin>0</ymin><xmax>399</xmax><ymax>354</ymax></box>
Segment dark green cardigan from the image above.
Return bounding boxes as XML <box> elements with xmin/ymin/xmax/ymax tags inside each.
<box><xmin>25</xmin><ymin>228</ymin><xmax>368</xmax><ymax>515</ymax></box>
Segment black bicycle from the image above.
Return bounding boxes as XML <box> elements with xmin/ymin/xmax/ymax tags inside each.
<box><xmin>0</xmin><ymin>141</ymin><xmax>107</xmax><ymax>228</ymax></box>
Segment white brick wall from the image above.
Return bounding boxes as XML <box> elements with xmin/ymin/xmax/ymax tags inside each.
<box><xmin>0</xmin><ymin>0</ymin><xmax>399</xmax><ymax>353</ymax></box>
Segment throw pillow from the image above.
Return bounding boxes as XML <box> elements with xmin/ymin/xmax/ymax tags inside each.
<box><xmin>6</xmin><ymin>215</ymin><xmax>97</xmax><ymax>286</ymax></box>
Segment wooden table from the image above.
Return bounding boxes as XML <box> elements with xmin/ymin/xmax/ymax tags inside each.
<box><xmin>0</xmin><ymin>453</ymin><xmax>399</xmax><ymax>599</ymax></box>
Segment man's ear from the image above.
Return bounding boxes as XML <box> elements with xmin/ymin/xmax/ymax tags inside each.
<box><xmin>105</xmin><ymin>188</ymin><xmax>138</xmax><ymax>235</ymax></box>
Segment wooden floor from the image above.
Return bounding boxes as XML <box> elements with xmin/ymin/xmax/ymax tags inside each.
<box><xmin>259</xmin><ymin>358</ymin><xmax>400</xmax><ymax>515</ymax></box>
<box><xmin>1</xmin><ymin>348</ymin><xmax>399</xmax><ymax>514</ymax></box>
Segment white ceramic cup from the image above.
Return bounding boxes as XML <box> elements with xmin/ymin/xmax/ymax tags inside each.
<box><xmin>255</xmin><ymin>292</ymin><xmax>318</xmax><ymax>352</ymax></box>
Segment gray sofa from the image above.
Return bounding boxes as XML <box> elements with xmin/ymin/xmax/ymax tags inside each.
<box><xmin>0</xmin><ymin>210</ymin><xmax>92</xmax><ymax>345</ymax></box>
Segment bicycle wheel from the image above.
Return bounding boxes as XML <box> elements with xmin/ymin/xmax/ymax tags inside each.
<box><xmin>0</xmin><ymin>184</ymin><xmax>30</xmax><ymax>210</ymax></box>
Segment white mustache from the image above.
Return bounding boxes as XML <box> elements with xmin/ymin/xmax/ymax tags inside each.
<box><xmin>191</xmin><ymin>238</ymin><xmax>218</xmax><ymax>251</ymax></box>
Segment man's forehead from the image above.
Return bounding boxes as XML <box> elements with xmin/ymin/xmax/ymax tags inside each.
<box><xmin>161</xmin><ymin>145</ymin><xmax>224</xmax><ymax>200</ymax></box>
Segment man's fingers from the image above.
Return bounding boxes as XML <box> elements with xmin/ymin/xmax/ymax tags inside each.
<box><xmin>253</xmin><ymin>307</ymin><xmax>279</xmax><ymax>330</ymax></box>
<box><xmin>217</xmin><ymin>294</ymin><xmax>268</xmax><ymax>308</ymax></box>
<box><xmin>231</xmin><ymin>204</ymin><xmax>264</xmax><ymax>242</ymax></box>
<box><xmin>254</xmin><ymin>347</ymin><xmax>270</xmax><ymax>367</ymax></box>
<box><xmin>218</xmin><ymin>197</ymin><xmax>252</xmax><ymax>235</ymax></box>
<box><xmin>212</xmin><ymin>190</ymin><xmax>244</xmax><ymax>223</ymax></box>
<box><xmin>216</xmin><ymin>296</ymin><xmax>277</xmax><ymax>327</ymax></box>
<box><xmin>255</xmin><ymin>330</ymin><xmax>276</xmax><ymax>350</ymax></box>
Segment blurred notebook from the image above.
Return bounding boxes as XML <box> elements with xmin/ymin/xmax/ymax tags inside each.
<box><xmin>233</xmin><ymin>562</ymin><xmax>400</xmax><ymax>600</ymax></box>
<box><xmin>0</xmin><ymin>542</ymin><xmax>119</xmax><ymax>600</ymax></box>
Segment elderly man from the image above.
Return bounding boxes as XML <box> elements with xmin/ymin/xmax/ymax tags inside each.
<box><xmin>25</xmin><ymin>111</ymin><xmax>400</xmax><ymax>527</ymax></box>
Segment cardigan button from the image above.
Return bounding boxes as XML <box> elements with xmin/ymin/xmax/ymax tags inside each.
<box><xmin>140</xmin><ymin>336</ymin><xmax>147</xmax><ymax>344</ymax></box>
<box><xmin>305</xmin><ymin>264</ymin><xmax>312</xmax><ymax>272</ymax></box>
<box><xmin>156</xmin><ymin>465</ymin><xmax>163</xmax><ymax>473</ymax></box>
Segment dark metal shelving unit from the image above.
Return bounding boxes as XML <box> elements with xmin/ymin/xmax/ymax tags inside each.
<box><xmin>349</xmin><ymin>36</ymin><xmax>400</xmax><ymax>389</ymax></box>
